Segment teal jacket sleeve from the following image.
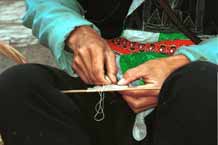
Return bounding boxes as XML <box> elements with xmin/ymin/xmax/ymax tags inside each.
<box><xmin>175</xmin><ymin>36</ymin><xmax>218</xmax><ymax>64</ymax></box>
<box><xmin>23</xmin><ymin>0</ymin><xmax>99</xmax><ymax>76</ymax></box>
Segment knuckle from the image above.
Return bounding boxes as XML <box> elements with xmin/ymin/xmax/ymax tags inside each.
<box><xmin>89</xmin><ymin>42</ymin><xmax>103</xmax><ymax>49</ymax></box>
<box><xmin>124</xmin><ymin>71</ymin><xmax>132</xmax><ymax>78</ymax></box>
<box><xmin>132</xmin><ymin>101</ymin><xmax>140</xmax><ymax>109</ymax></box>
<box><xmin>88</xmin><ymin>43</ymin><xmax>96</xmax><ymax>48</ymax></box>
<box><xmin>73</xmin><ymin>56</ymin><xmax>80</xmax><ymax>65</ymax></box>
<box><xmin>77</xmin><ymin>47</ymin><xmax>86</xmax><ymax>54</ymax></box>
<box><xmin>133</xmin><ymin>109</ymin><xmax>140</xmax><ymax>113</ymax></box>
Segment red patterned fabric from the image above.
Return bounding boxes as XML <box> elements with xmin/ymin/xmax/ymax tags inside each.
<box><xmin>107</xmin><ymin>37</ymin><xmax>194</xmax><ymax>55</ymax></box>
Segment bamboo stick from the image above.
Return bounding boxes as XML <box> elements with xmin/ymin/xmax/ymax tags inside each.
<box><xmin>62</xmin><ymin>86</ymin><xmax>160</xmax><ymax>94</ymax></box>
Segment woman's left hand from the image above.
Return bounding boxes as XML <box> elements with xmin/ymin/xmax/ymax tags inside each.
<box><xmin>118</xmin><ymin>55</ymin><xmax>190</xmax><ymax>113</ymax></box>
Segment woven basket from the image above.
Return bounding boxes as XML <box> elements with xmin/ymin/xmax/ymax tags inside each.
<box><xmin>0</xmin><ymin>41</ymin><xmax>27</xmax><ymax>145</ymax></box>
<box><xmin>0</xmin><ymin>41</ymin><xmax>27</xmax><ymax>64</ymax></box>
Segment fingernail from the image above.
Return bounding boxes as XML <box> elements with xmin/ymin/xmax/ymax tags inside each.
<box><xmin>112</xmin><ymin>76</ymin><xmax>117</xmax><ymax>83</ymax></box>
<box><xmin>105</xmin><ymin>76</ymin><xmax>112</xmax><ymax>84</ymax></box>
<box><xmin>118</xmin><ymin>78</ymin><xmax>127</xmax><ymax>85</ymax></box>
<box><xmin>110</xmin><ymin>75</ymin><xmax>117</xmax><ymax>83</ymax></box>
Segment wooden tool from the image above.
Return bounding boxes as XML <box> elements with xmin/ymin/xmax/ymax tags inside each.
<box><xmin>62</xmin><ymin>85</ymin><xmax>160</xmax><ymax>94</ymax></box>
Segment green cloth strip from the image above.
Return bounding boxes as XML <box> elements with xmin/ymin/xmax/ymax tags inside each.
<box><xmin>158</xmin><ymin>33</ymin><xmax>188</xmax><ymax>41</ymax></box>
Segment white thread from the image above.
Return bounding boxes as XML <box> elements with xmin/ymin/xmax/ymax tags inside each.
<box><xmin>90</xmin><ymin>85</ymin><xmax>129</xmax><ymax>122</ymax></box>
<box><xmin>94</xmin><ymin>85</ymin><xmax>106</xmax><ymax>122</ymax></box>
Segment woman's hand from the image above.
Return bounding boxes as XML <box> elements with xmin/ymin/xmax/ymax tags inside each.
<box><xmin>118</xmin><ymin>55</ymin><xmax>190</xmax><ymax>113</ymax></box>
<box><xmin>67</xmin><ymin>26</ymin><xmax>117</xmax><ymax>85</ymax></box>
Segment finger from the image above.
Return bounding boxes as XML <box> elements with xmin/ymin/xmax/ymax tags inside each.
<box><xmin>90</xmin><ymin>46</ymin><xmax>110</xmax><ymax>85</ymax></box>
<box><xmin>122</xmin><ymin>95</ymin><xmax>158</xmax><ymax>109</ymax></box>
<box><xmin>133</xmin><ymin>104</ymin><xmax>157</xmax><ymax>113</ymax></box>
<box><xmin>77</xmin><ymin>47</ymin><xmax>96</xmax><ymax>82</ymax></box>
<box><xmin>72</xmin><ymin>56</ymin><xmax>93</xmax><ymax>84</ymax></box>
<box><xmin>120</xmin><ymin>89</ymin><xmax>159</xmax><ymax>97</ymax></box>
<box><xmin>118</xmin><ymin>65</ymin><xmax>146</xmax><ymax>85</ymax></box>
<box><xmin>122</xmin><ymin>95</ymin><xmax>158</xmax><ymax>111</ymax></box>
<box><xmin>72</xmin><ymin>63</ymin><xmax>90</xmax><ymax>84</ymax></box>
<box><xmin>105</xmin><ymin>48</ymin><xmax>117</xmax><ymax>84</ymax></box>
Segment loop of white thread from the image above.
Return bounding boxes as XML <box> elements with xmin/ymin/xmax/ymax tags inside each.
<box><xmin>90</xmin><ymin>84</ymin><xmax>130</xmax><ymax>122</ymax></box>
<box><xmin>94</xmin><ymin>85</ymin><xmax>106</xmax><ymax>122</ymax></box>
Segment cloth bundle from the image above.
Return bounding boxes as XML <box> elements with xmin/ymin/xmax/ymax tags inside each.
<box><xmin>112</xmin><ymin>36</ymin><xmax>193</xmax><ymax>141</ymax></box>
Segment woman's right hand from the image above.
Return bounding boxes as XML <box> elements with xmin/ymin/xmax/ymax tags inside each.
<box><xmin>67</xmin><ymin>26</ymin><xmax>117</xmax><ymax>85</ymax></box>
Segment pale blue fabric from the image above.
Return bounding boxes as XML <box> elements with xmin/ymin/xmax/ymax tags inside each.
<box><xmin>127</xmin><ymin>0</ymin><xmax>145</xmax><ymax>17</ymax></box>
<box><xmin>175</xmin><ymin>36</ymin><xmax>218</xmax><ymax>64</ymax></box>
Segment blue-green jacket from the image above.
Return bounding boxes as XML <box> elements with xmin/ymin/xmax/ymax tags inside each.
<box><xmin>23</xmin><ymin>0</ymin><xmax>218</xmax><ymax>76</ymax></box>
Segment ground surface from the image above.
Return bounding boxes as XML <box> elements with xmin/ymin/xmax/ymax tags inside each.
<box><xmin>0</xmin><ymin>0</ymin><xmax>56</xmax><ymax>73</ymax></box>
<box><xmin>0</xmin><ymin>0</ymin><xmax>58</xmax><ymax>144</ymax></box>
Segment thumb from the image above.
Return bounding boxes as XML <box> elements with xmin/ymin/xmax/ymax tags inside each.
<box><xmin>118</xmin><ymin>67</ymin><xmax>144</xmax><ymax>85</ymax></box>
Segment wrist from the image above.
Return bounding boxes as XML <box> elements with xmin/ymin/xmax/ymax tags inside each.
<box><xmin>164</xmin><ymin>55</ymin><xmax>190</xmax><ymax>71</ymax></box>
<box><xmin>66</xmin><ymin>25</ymin><xmax>93</xmax><ymax>49</ymax></box>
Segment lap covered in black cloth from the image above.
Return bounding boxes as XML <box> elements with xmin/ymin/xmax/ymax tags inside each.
<box><xmin>0</xmin><ymin>61</ymin><xmax>217</xmax><ymax>145</ymax></box>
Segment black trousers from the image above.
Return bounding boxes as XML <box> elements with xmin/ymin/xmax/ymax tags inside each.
<box><xmin>0</xmin><ymin>61</ymin><xmax>217</xmax><ymax>145</ymax></box>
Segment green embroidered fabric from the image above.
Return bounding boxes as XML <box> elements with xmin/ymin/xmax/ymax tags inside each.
<box><xmin>158</xmin><ymin>33</ymin><xmax>188</xmax><ymax>41</ymax></box>
<box><xmin>118</xmin><ymin>33</ymin><xmax>188</xmax><ymax>85</ymax></box>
